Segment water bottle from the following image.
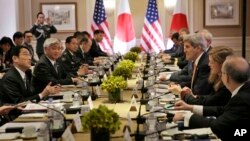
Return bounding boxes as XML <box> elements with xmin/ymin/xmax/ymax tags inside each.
<box><xmin>37</xmin><ymin>122</ymin><xmax>50</xmax><ymax>141</ymax></box>
<box><xmin>47</xmin><ymin>98</ymin><xmax>54</xmax><ymax>118</ymax></box>
<box><xmin>73</xmin><ymin>93</ymin><xmax>80</xmax><ymax>107</ymax></box>
<box><xmin>145</xmin><ymin>113</ymin><xmax>159</xmax><ymax>141</ymax></box>
<box><xmin>81</xmin><ymin>81</ymin><xmax>89</xmax><ymax>97</ymax></box>
<box><xmin>52</xmin><ymin>106</ymin><xmax>64</xmax><ymax>129</ymax></box>
<box><xmin>92</xmin><ymin>72</ymin><xmax>98</xmax><ymax>82</ymax></box>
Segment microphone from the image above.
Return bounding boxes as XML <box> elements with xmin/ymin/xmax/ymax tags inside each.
<box><xmin>138</xmin><ymin>91</ymin><xmax>171</xmax><ymax>105</ymax></box>
<box><xmin>28</xmin><ymin>100</ymin><xmax>67</xmax><ymax>138</ymax></box>
<box><xmin>130</xmin><ymin>125</ymin><xmax>171</xmax><ymax>140</ymax></box>
<box><xmin>132</xmin><ymin>108</ymin><xmax>175</xmax><ymax>124</ymax></box>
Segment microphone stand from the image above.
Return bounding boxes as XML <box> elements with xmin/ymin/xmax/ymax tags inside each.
<box><xmin>134</xmin><ymin>53</ymin><xmax>151</xmax><ymax>141</ymax></box>
<box><xmin>29</xmin><ymin>101</ymin><xmax>67</xmax><ymax>139</ymax></box>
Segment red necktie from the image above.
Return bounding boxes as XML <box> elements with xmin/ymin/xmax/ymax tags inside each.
<box><xmin>191</xmin><ymin>64</ymin><xmax>197</xmax><ymax>90</ymax></box>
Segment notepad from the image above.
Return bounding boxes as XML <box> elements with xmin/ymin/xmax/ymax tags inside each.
<box><xmin>19</xmin><ymin>113</ymin><xmax>46</xmax><ymax>118</ymax></box>
<box><xmin>0</xmin><ymin>133</ymin><xmax>20</xmax><ymax>140</ymax></box>
<box><xmin>0</xmin><ymin>122</ymin><xmax>44</xmax><ymax>133</ymax></box>
<box><xmin>182</xmin><ymin>128</ymin><xmax>213</xmax><ymax>135</ymax></box>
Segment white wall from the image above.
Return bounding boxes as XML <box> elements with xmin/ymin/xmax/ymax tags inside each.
<box><xmin>0</xmin><ymin>0</ymin><xmax>18</xmax><ymax>38</ymax></box>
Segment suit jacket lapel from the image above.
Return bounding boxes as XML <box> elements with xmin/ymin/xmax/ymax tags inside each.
<box><xmin>192</xmin><ymin>52</ymin><xmax>207</xmax><ymax>85</ymax></box>
<box><xmin>13</xmin><ymin>68</ymin><xmax>28</xmax><ymax>96</ymax></box>
<box><xmin>44</xmin><ymin>56</ymin><xmax>59</xmax><ymax>78</ymax></box>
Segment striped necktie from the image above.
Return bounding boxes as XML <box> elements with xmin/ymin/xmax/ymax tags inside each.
<box><xmin>54</xmin><ymin>62</ymin><xmax>58</xmax><ymax>73</ymax></box>
<box><xmin>191</xmin><ymin>64</ymin><xmax>197</xmax><ymax>90</ymax></box>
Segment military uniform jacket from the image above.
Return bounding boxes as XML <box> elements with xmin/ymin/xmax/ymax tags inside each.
<box><xmin>60</xmin><ymin>49</ymin><xmax>82</xmax><ymax>77</ymax></box>
<box><xmin>30</xmin><ymin>24</ymin><xmax>57</xmax><ymax>54</ymax></box>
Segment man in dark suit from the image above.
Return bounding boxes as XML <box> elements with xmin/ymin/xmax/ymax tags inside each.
<box><xmin>59</xmin><ymin>36</ymin><xmax>87</xmax><ymax>77</ymax></box>
<box><xmin>76</xmin><ymin>36</ymin><xmax>96</xmax><ymax>65</ymax></box>
<box><xmin>32</xmin><ymin>38</ymin><xmax>81</xmax><ymax>94</ymax></box>
<box><xmin>12</xmin><ymin>31</ymin><xmax>24</xmax><ymax>47</ymax></box>
<box><xmin>182</xmin><ymin>34</ymin><xmax>212</xmax><ymax>95</ymax></box>
<box><xmin>89</xmin><ymin>30</ymin><xmax>108</xmax><ymax>58</ymax></box>
<box><xmin>173</xmin><ymin>56</ymin><xmax>250</xmax><ymax>140</ymax></box>
<box><xmin>0</xmin><ymin>46</ymin><xmax>60</xmax><ymax>104</ymax></box>
<box><xmin>23</xmin><ymin>30</ymin><xmax>37</xmax><ymax>65</ymax></box>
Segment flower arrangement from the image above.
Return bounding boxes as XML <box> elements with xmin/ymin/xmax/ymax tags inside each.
<box><xmin>82</xmin><ymin>105</ymin><xmax>121</xmax><ymax>134</ymax></box>
<box><xmin>130</xmin><ymin>46</ymin><xmax>142</xmax><ymax>54</ymax></box>
<box><xmin>124</xmin><ymin>51</ymin><xmax>138</xmax><ymax>62</ymax></box>
<box><xmin>101</xmin><ymin>76</ymin><xmax>127</xmax><ymax>93</ymax></box>
<box><xmin>113</xmin><ymin>60</ymin><xmax>135</xmax><ymax>79</ymax></box>
<box><xmin>113</xmin><ymin>66</ymin><xmax>132</xmax><ymax>79</ymax></box>
<box><xmin>117</xmin><ymin>59</ymin><xmax>135</xmax><ymax>72</ymax></box>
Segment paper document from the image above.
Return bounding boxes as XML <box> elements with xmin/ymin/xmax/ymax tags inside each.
<box><xmin>0</xmin><ymin>122</ymin><xmax>44</xmax><ymax>133</ymax></box>
<box><xmin>23</xmin><ymin>103</ymin><xmax>47</xmax><ymax>110</ymax></box>
<box><xmin>0</xmin><ymin>133</ymin><xmax>20</xmax><ymax>140</ymax></box>
<box><xmin>19</xmin><ymin>113</ymin><xmax>46</xmax><ymax>118</ymax></box>
<box><xmin>183</xmin><ymin>128</ymin><xmax>213</xmax><ymax>135</ymax></box>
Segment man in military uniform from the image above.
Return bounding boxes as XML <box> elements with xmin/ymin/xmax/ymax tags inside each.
<box><xmin>30</xmin><ymin>12</ymin><xmax>57</xmax><ymax>58</ymax></box>
<box><xmin>60</xmin><ymin>36</ymin><xmax>87</xmax><ymax>77</ymax></box>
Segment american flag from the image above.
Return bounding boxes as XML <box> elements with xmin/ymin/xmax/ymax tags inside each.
<box><xmin>91</xmin><ymin>0</ymin><xmax>113</xmax><ymax>54</ymax></box>
<box><xmin>140</xmin><ymin>0</ymin><xmax>165</xmax><ymax>53</ymax></box>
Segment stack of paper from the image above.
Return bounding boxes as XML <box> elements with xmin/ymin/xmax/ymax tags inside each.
<box><xmin>0</xmin><ymin>122</ymin><xmax>44</xmax><ymax>133</ymax></box>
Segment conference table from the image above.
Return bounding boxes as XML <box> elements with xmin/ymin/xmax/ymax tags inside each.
<box><xmin>13</xmin><ymin>83</ymin><xmax>219</xmax><ymax>141</ymax></box>
<box><xmin>13</xmin><ymin>87</ymin><xmax>145</xmax><ymax>141</ymax></box>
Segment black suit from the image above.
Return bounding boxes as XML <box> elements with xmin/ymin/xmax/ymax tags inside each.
<box><xmin>170</xmin><ymin>61</ymin><xmax>192</xmax><ymax>84</ymax></box>
<box><xmin>182</xmin><ymin>52</ymin><xmax>213</xmax><ymax>95</ymax></box>
<box><xmin>89</xmin><ymin>39</ymin><xmax>107</xmax><ymax>58</ymax></box>
<box><xmin>75</xmin><ymin>48</ymin><xmax>94</xmax><ymax>65</ymax></box>
<box><xmin>183</xmin><ymin>86</ymin><xmax>231</xmax><ymax>106</ymax></box>
<box><xmin>169</xmin><ymin>45</ymin><xmax>184</xmax><ymax>58</ymax></box>
<box><xmin>188</xmin><ymin>82</ymin><xmax>250</xmax><ymax>140</ymax></box>
<box><xmin>32</xmin><ymin>55</ymin><xmax>73</xmax><ymax>93</ymax></box>
<box><xmin>0</xmin><ymin>67</ymin><xmax>40</xmax><ymax>104</ymax></box>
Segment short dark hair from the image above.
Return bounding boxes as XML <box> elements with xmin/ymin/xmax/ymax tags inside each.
<box><xmin>10</xmin><ymin>45</ymin><xmax>30</xmax><ymax>62</ymax></box>
<box><xmin>94</xmin><ymin>30</ymin><xmax>104</xmax><ymax>35</ymax></box>
<box><xmin>65</xmin><ymin>36</ymin><xmax>76</xmax><ymax>44</ymax></box>
<box><xmin>0</xmin><ymin>36</ymin><xmax>14</xmax><ymax>46</ymax></box>
<box><xmin>13</xmin><ymin>31</ymin><xmax>24</xmax><ymax>41</ymax></box>
<box><xmin>37</xmin><ymin>12</ymin><xmax>44</xmax><ymax>18</ymax></box>
<box><xmin>171</xmin><ymin>32</ymin><xmax>179</xmax><ymax>40</ymax></box>
<box><xmin>73</xmin><ymin>31</ymin><xmax>83</xmax><ymax>37</ymax></box>
<box><xmin>24</xmin><ymin>30</ymin><xmax>32</xmax><ymax>37</ymax></box>
<box><xmin>82</xmin><ymin>31</ymin><xmax>91</xmax><ymax>38</ymax></box>
<box><xmin>80</xmin><ymin>37</ymin><xmax>89</xmax><ymax>44</ymax></box>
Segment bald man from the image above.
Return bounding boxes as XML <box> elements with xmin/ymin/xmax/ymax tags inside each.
<box><xmin>173</xmin><ymin>55</ymin><xmax>250</xmax><ymax>140</ymax></box>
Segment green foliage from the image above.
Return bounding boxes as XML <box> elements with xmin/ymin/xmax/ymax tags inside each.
<box><xmin>124</xmin><ymin>51</ymin><xmax>138</xmax><ymax>62</ymax></box>
<box><xmin>82</xmin><ymin>105</ymin><xmax>121</xmax><ymax>134</ymax></box>
<box><xmin>117</xmin><ymin>59</ymin><xmax>135</xmax><ymax>72</ymax></box>
<box><xmin>113</xmin><ymin>59</ymin><xmax>135</xmax><ymax>79</ymax></box>
<box><xmin>101</xmin><ymin>76</ymin><xmax>127</xmax><ymax>93</ymax></box>
<box><xmin>130</xmin><ymin>46</ymin><xmax>142</xmax><ymax>54</ymax></box>
<box><xmin>113</xmin><ymin>66</ymin><xmax>132</xmax><ymax>79</ymax></box>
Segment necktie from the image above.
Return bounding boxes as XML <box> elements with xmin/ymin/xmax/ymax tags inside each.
<box><xmin>2</xmin><ymin>52</ymin><xmax>6</xmax><ymax>63</ymax></box>
<box><xmin>23</xmin><ymin>75</ymin><xmax>29</xmax><ymax>90</ymax></box>
<box><xmin>191</xmin><ymin>63</ymin><xmax>197</xmax><ymax>90</ymax></box>
<box><xmin>54</xmin><ymin>62</ymin><xmax>58</xmax><ymax>73</ymax></box>
<box><xmin>23</xmin><ymin>75</ymin><xmax>27</xmax><ymax>88</ymax></box>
